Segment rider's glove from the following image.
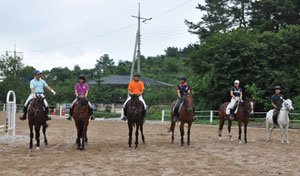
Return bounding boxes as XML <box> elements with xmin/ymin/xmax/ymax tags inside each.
<box><xmin>51</xmin><ymin>90</ymin><xmax>56</xmax><ymax>95</ymax></box>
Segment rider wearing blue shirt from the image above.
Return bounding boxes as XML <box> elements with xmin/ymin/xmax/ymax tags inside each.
<box><xmin>229</xmin><ymin>80</ymin><xmax>243</xmax><ymax>119</ymax></box>
<box><xmin>173</xmin><ymin>75</ymin><xmax>196</xmax><ymax>122</ymax></box>
<box><xmin>20</xmin><ymin>70</ymin><xmax>56</xmax><ymax>121</ymax></box>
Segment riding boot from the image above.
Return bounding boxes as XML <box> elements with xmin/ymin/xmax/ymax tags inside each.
<box><xmin>89</xmin><ymin>107</ymin><xmax>94</xmax><ymax>120</ymax></box>
<box><xmin>121</xmin><ymin>108</ymin><xmax>127</xmax><ymax>121</ymax></box>
<box><xmin>19</xmin><ymin>106</ymin><xmax>28</xmax><ymax>120</ymax></box>
<box><xmin>67</xmin><ymin>106</ymin><xmax>73</xmax><ymax>120</ymax></box>
<box><xmin>142</xmin><ymin>110</ymin><xmax>146</xmax><ymax>123</ymax></box>
<box><xmin>229</xmin><ymin>109</ymin><xmax>234</xmax><ymax>120</ymax></box>
<box><xmin>272</xmin><ymin>114</ymin><xmax>278</xmax><ymax>125</ymax></box>
<box><xmin>45</xmin><ymin>107</ymin><xmax>51</xmax><ymax>121</ymax></box>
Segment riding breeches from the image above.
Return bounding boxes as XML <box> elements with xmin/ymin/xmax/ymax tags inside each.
<box><xmin>123</xmin><ymin>95</ymin><xmax>147</xmax><ymax>109</ymax></box>
<box><xmin>24</xmin><ymin>93</ymin><xmax>48</xmax><ymax>107</ymax></box>
<box><xmin>70</xmin><ymin>98</ymin><xmax>92</xmax><ymax>108</ymax></box>
<box><xmin>173</xmin><ymin>97</ymin><xmax>184</xmax><ymax>114</ymax></box>
<box><xmin>229</xmin><ymin>97</ymin><xmax>239</xmax><ymax>109</ymax></box>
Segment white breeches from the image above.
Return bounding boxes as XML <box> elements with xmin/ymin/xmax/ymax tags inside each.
<box><xmin>123</xmin><ymin>95</ymin><xmax>147</xmax><ymax>109</ymax></box>
<box><xmin>24</xmin><ymin>93</ymin><xmax>48</xmax><ymax>107</ymax></box>
<box><xmin>229</xmin><ymin>97</ymin><xmax>239</xmax><ymax>109</ymax></box>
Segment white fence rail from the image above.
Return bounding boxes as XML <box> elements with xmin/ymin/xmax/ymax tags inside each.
<box><xmin>161</xmin><ymin>110</ymin><xmax>300</xmax><ymax>124</ymax></box>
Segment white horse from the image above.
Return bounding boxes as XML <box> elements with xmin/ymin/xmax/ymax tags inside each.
<box><xmin>266</xmin><ymin>99</ymin><xmax>294</xmax><ymax>144</ymax></box>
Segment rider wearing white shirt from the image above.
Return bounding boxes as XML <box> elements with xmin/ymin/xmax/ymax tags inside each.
<box><xmin>20</xmin><ymin>70</ymin><xmax>56</xmax><ymax>121</ymax></box>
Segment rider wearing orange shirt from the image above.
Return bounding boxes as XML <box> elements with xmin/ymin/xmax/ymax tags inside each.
<box><xmin>122</xmin><ymin>72</ymin><xmax>147</xmax><ymax>121</ymax></box>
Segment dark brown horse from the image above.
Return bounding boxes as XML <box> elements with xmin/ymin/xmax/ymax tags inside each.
<box><xmin>126</xmin><ymin>94</ymin><xmax>145</xmax><ymax>148</ymax></box>
<box><xmin>72</xmin><ymin>96</ymin><xmax>90</xmax><ymax>150</ymax></box>
<box><xmin>218</xmin><ymin>98</ymin><xmax>254</xmax><ymax>144</ymax></box>
<box><xmin>170</xmin><ymin>93</ymin><xmax>194</xmax><ymax>147</ymax></box>
<box><xmin>27</xmin><ymin>95</ymin><xmax>48</xmax><ymax>152</ymax></box>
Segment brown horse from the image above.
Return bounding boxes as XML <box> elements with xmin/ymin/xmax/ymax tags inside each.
<box><xmin>126</xmin><ymin>94</ymin><xmax>145</xmax><ymax>148</ymax></box>
<box><xmin>170</xmin><ymin>93</ymin><xmax>194</xmax><ymax>147</ymax></box>
<box><xmin>218</xmin><ymin>98</ymin><xmax>254</xmax><ymax>144</ymax></box>
<box><xmin>72</xmin><ymin>96</ymin><xmax>90</xmax><ymax>150</ymax></box>
<box><xmin>27</xmin><ymin>95</ymin><xmax>48</xmax><ymax>152</ymax></box>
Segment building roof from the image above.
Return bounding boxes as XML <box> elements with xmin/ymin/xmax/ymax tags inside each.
<box><xmin>88</xmin><ymin>75</ymin><xmax>173</xmax><ymax>88</ymax></box>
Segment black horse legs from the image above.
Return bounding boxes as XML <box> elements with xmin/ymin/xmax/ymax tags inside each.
<box><xmin>187</xmin><ymin>123</ymin><xmax>191</xmax><ymax>146</ymax></box>
<box><xmin>180</xmin><ymin>123</ymin><xmax>184</xmax><ymax>147</ymax></box>
<box><xmin>43</xmin><ymin>125</ymin><xmax>48</xmax><ymax>146</ymax></box>
<box><xmin>128</xmin><ymin>122</ymin><xmax>133</xmax><ymax>148</ymax></box>
<box><xmin>244</xmin><ymin>122</ymin><xmax>248</xmax><ymax>144</ymax></box>
<box><xmin>135</xmin><ymin>124</ymin><xmax>139</xmax><ymax>148</ymax></box>
<box><xmin>35</xmin><ymin>126</ymin><xmax>41</xmax><ymax>149</ymax></box>
<box><xmin>140</xmin><ymin>124</ymin><xmax>145</xmax><ymax>143</ymax></box>
<box><xmin>29</xmin><ymin>125</ymin><xmax>34</xmax><ymax>152</ymax></box>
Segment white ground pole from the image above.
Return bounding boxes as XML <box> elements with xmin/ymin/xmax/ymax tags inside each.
<box><xmin>0</xmin><ymin>90</ymin><xmax>23</xmax><ymax>139</ymax></box>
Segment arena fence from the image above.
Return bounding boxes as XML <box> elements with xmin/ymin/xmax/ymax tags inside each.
<box><xmin>161</xmin><ymin>110</ymin><xmax>300</xmax><ymax>124</ymax></box>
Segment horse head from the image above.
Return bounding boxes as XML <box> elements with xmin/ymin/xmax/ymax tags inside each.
<box><xmin>78</xmin><ymin>96</ymin><xmax>88</xmax><ymax>107</ymax></box>
<box><xmin>184</xmin><ymin>92</ymin><xmax>194</xmax><ymax>113</ymax></box>
<box><xmin>32</xmin><ymin>95</ymin><xmax>45</xmax><ymax>117</ymax></box>
<box><xmin>244</xmin><ymin>97</ymin><xmax>255</xmax><ymax>115</ymax></box>
<box><xmin>283</xmin><ymin>99</ymin><xmax>294</xmax><ymax>111</ymax></box>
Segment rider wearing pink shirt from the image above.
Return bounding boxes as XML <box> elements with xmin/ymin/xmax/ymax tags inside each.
<box><xmin>67</xmin><ymin>74</ymin><xmax>93</xmax><ymax>120</ymax></box>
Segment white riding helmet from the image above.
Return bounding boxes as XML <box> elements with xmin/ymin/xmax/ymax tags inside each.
<box><xmin>234</xmin><ymin>80</ymin><xmax>240</xmax><ymax>84</ymax></box>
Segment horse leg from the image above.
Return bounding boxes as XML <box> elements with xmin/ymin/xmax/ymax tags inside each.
<box><xmin>135</xmin><ymin>124</ymin><xmax>140</xmax><ymax>148</ymax></box>
<box><xmin>29</xmin><ymin>123</ymin><xmax>34</xmax><ymax>152</ymax></box>
<box><xmin>266</xmin><ymin>120</ymin><xmax>270</xmax><ymax>142</ymax></box>
<box><xmin>244</xmin><ymin>121</ymin><xmax>248</xmax><ymax>144</ymax></box>
<box><xmin>218</xmin><ymin>117</ymin><xmax>225</xmax><ymax>141</ymax></box>
<box><xmin>170</xmin><ymin>120</ymin><xmax>175</xmax><ymax>143</ymax></box>
<box><xmin>85</xmin><ymin>131</ymin><xmax>88</xmax><ymax>143</ymax></box>
<box><xmin>238</xmin><ymin>121</ymin><xmax>242</xmax><ymax>144</ymax></box>
<box><xmin>187</xmin><ymin>122</ymin><xmax>192</xmax><ymax>146</ymax></box>
<box><xmin>76</xmin><ymin>129</ymin><xmax>81</xmax><ymax>150</ymax></box>
<box><xmin>128</xmin><ymin>121</ymin><xmax>133</xmax><ymax>148</ymax></box>
<box><xmin>43</xmin><ymin>124</ymin><xmax>48</xmax><ymax>146</ymax></box>
<box><xmin>279</xmin><ymin>124</ymin><xmax>284</xmax><ymax>144</ymax></box>
<box><xmin>81</xmin><ymin>131</ymin><xmax>85</xmax><ymax>151</ymax></box>
<box><xmin>228</xmin><ymin>119</ymin><xmax>233</xmax><ymax>141</ymax></box>
<box><xmin>140</xmin><ymin>124</ymin><xmax>145</xmax><ymax>143</ymax></box>
<box><xmin>285</xmin><ymin>125</ymin><xmax>289</xmax><ymax>144</ymax></box>
<box><xmin>180</xmin><ymin>122</ymin><xmax>184</xmax><ymax>147</ymax></box>
<box><xmin>35</xmin><ymin>125</ymin><xmax>41</xmax><ymax>150</ymax></box>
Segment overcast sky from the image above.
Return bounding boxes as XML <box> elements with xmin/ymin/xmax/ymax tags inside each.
<box><xmin>0</xmin><ymin>0</ymin><xmax>204</xmax><ymax>71</ymax></box>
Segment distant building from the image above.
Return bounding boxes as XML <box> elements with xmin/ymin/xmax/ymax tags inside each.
<box><xmin>88</xmin><ymin>75</ymin><xmax>173</xmax><ymax>88</ymax></box>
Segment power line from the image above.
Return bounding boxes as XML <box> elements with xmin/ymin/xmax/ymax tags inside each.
<box><xmin>31</xmin><ymin>23</ymin><xmax>137</xmax><ymax>52</ymax></box>
<box><xmin>151</xmin><ymin>0</ymin><xmax>194</xmax><ymax>19</ymax></box>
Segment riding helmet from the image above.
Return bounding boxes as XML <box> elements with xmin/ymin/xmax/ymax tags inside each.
<box><xmin>234</xmin><ymin>80</ymin><xmax>240</xmax><ymax>84</ymax></box>
<box><xmin>133</xmin><ymin>72</ymin><xmax>140</xmax><ymax>77</ymax></box>
<box><xmin>34</xmin><ymin>70</ymin><xmax>41</xmax><ymax>75</ymax></box>
<box><xmin>179</xmin><ymin>75</ymin><xmax>187</xmax><ymax>81</ymax></box>
<box><xmin>274</xmin><ymin>86</ymin><xmax>281</xmax><ymax>90</ymax></box>
<box><xmin>78</xmin><ymin>74</ymin><xmax>85</xmax><ymax>80</ymax></box>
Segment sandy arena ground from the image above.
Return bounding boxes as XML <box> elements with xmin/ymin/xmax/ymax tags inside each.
<box><xmin>0</xmin><ymin>112</ymin><xmax>300</xmax><ymax>176</ymax></box>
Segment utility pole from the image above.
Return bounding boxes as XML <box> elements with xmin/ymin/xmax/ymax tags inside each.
<box><xmin>6</xmin><ymin>44</ymin><xmax>23</xmax><ymax>76</ymax></box>
<box><xmin>132</xmin><ymin>3</ymin><xmax>152</xmax><ymax>74</ymax></box>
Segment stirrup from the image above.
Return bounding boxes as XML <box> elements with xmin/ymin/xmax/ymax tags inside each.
<box><xmin>19</xmin><ymin>115</ymin><xmax>26</xmax><ymax>121</ymax></box>
<box><xmin>67</xmin><ymin>116</ymin><xmax>72</xmax><ymax>121</ymax></box>
<box><xmin>192</xmin><ymin>116</ymin><xmax>198</xmax><ymax>122</ymax></box>
<box><xmin>45</xmin><ymin>116</ymin><xmax>51</xmax><ymax>121</ymax></box>
<box><xmin>90</xmin><ymin>116</ymin><xmax>95</xmax><ymax>120</ymax></box>
<box><xmin>121</xmin><ymin>116</ymin><xmax>127</xmax><ymax>121</ymax></box>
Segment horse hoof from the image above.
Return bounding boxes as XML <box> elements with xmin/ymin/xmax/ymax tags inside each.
<box><xmin>287</xmin><ymin>141</ymin><xmax>289</xmax><ymax>144</ymax></box>
<box><xmin>36</xmin><ymin>147</ymin><xmax>40</xmax><ymax>150</ymax></box>
<box><xmin>219</xmin><ymin>137</ymin><xmax>222</xmax><ymax>141</ymax></box>
<box><xmin>29</xmin><ymin>149</ymin><xmax>33</xmax><ymax>152</ymax></box>
<box><xmin>238</xmin><ymin>140</ymin><xmax>242</xmax><ymax>144</ymax></box>
<box><xmin>81</xmin><ymin>148</ymin><xmax>85</xmax><ymax>151</ymax></box>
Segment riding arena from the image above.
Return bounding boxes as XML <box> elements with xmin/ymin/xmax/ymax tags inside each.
<box><xmin>0</xmin><ymin>91</ymin><xmax>300</xmax><ymax>176</ymax></box>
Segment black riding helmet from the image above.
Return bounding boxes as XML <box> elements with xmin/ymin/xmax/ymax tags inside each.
<box><xmin>274</xmin><ymin>86</ymin><xmax>281</xmax><ymax>90</ymax></box>
<box><xmin>133</xmin><ymin>72</ymin><xmax>140</xmax><ymax>77</ymax></box>
<box><xmin>179</xmin><ymin>75</ymin><xmax>187</xmax><ymax>81</ymax></box>
<box><xmin>79</xmin><ymin>74</ymin><xmax>86</xmax><ymax>82</ymax></box>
